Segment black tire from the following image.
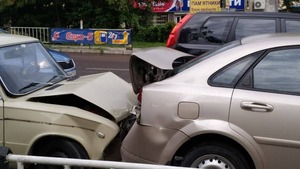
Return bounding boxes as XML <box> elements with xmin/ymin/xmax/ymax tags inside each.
<box><xmin>31</xmin><ymin>138</ymin><xmax>88</xmax><ymax>169</ymax></box>
<box><xmin>180</xmin><ymin>142</ymin><xmax>253</xmax><ymax>169</ymax></box>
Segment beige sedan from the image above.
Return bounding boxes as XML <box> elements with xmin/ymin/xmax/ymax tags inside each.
<box><xmin>0</xmin><ymin>34</ymin><xmax>137</xmax><ymax>168</ymax></box>
<box><xmin>122</xmin><ymin>33</ymin><xmax>300</xmax><ymax>169</ymax></box>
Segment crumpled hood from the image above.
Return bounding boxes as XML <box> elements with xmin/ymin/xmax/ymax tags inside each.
<box><xmin>29</xmin><ymin>72</ymin><xmax>138</xmax><ymax>122</ymax></box>
<box><xmin>130</xmin><ymin>47</ymin><xmax>194</xmax><ymax>93</ymax></box>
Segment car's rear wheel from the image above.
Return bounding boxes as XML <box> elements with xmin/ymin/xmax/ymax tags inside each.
<box><xmin>180</xmin><ymin>142</ymin><xmax>253</xmax><ymax>169</ymax></box>
<box><xmin>31</xmin><ymin>138</ymin><xmax>88</xmax><ymax>169</ymax></box>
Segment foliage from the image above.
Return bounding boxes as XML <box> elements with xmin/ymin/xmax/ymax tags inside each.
<box><xmin>282</xmin><ymin>0</ymin><xmax>300</xmax><ymax>11</ymax></box>
<box><xmin>132</xmin><ymin>22</ymin><xmax>176</xmax><ymax>42</ymax></box>
<box><xmin>0</xmin><ymin>0</ymin><xmax>173</xmax><ymax>43</ymax></box>
<box><xmin>0</xmin><ymin>0</ymin><xmax>164</xmax><ymax>29</ymax></box>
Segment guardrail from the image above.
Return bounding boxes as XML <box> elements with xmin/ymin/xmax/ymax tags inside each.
<box><xmin>0</xmin><ymin>147</ymin><xmax>189</xmax><ymax>169</ymax></box>
<box><xmin>10</xmin><ymin>27</ymin><xmax>50</xmax><ymax>43</ymax></box>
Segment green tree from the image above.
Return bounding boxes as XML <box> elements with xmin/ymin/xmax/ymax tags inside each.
<box><xmin>0</xmin><ymin>0</ymin><xmax>161</xmax><ymax>29</ymax></box>
<box><xmin>282</xmin><ymin>0</ymin><xmax>300</xmax><ymax>11</ymax></box>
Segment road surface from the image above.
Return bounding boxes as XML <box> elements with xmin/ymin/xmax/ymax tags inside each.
<box><xmin>67</xmin><ymin>52</ymin><xmax>131</xmax><ymax>82</ymax></box>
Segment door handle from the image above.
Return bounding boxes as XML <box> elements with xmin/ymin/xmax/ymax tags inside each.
<box><xmin>241</xmin><ymin>101</ymin><xmax>274</xmax><ymax>112</ymax></box>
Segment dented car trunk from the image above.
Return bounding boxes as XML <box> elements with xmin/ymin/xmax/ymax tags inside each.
<box><xmin>129</xmin><ymin>47</ymin><xmax>195</xmax><ymax>94</ymax></box>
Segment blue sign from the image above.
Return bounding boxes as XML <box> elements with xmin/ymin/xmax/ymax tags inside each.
<box><xmin>51</xmin><ymin>28</ymin><xmax>94</xmax><ymax>44</ymax></box>
<box><xmin>229</xmin><ymin>0</ymin><xmax>244</xmax><ymax>10</ymax></box>
<box><xmin>51</xmin><ymin>28</ymin><xmax>131</xmax><ymax>45</ymax></box>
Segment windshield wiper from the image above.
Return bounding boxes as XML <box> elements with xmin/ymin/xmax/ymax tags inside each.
<box><xmin>19</xmin><ymin>75</ymin><xmax>68</xmax><ymax>92</ymax></box>
<box><xmin>19</xmin><ymin>81</ymin><xmax>53</xmax><ymax>92</ymax></box>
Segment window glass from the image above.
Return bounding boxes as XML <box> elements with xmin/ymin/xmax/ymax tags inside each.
<box><xmin>210</xmin><ymin>52</ymin><xmax>260</xmax><ymax>87</ymax></box>
<box><xmin>178</xmin><ymin>17</ymin><xmax>233</xmax><ymax>44</ymax></box>
<box><xmin>253</xmin><ymin>48</ymin><xmax>300</xmax><ymax>93</ymax></box>
<box><xmin>285</xmin><ymin>20</ymin><xmax>300</xmax><ymax>32</ymax></box>
<box><xmin>176</xmin><ymin>40</ymin><xmax>241</xmax><ymax>74</ymax></box>
<box><xmin>235</xmin><ymin>19</ymin><xmax>276</xmax><ymax>40</ymax></box>
<box><xmin>200</xmin><ymin>17</ymin><xmax>234</xmax><ymax>44</ymax></box>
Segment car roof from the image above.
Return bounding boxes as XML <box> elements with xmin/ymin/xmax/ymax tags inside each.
<box><xmin>0</xmin><ymin>34</ymin><xmax>39</xmax><ymax>47</ymax></box>
<box><xmin>194</xmin><ymin>11</ymin><xmax>300</xmax><ymax>18</ymax></box>
<box><xmin>241</xmin><ymin>32</ymin><xmax>300</xmax><ymax>45</ymax></box>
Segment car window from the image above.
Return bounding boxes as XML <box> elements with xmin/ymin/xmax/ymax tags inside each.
<box><xmin>0</xmin><ymin>42</ymin><xmax>65</xmax><ymax>95</ymax></box>
<box><xmin>235</xmin><ymin>19</ymin><xmax>276</xmax><ymax>40</ymax></box>
<box><xmin>178</xmin><ymin>16</ymin><xmax>234</xmax><ymax>44</ymax></box>
<box><xmin>176</xmin><ymin>40</ymin><xmax>241</xmax><ymax>73</ymax></box>
<box><xmin>209</xmin><ymin>51</ymin><xmax>261</xmax><ymax>87</ymax></box>
<box><xmin>285</xmin><ymin>20</ymin><xmax>300</xmax><ymax>32</ymax></box>
<box><xmin>252</xmin><ymin>48</ymin><xmax>300</xmax><ymax>94</ymax></box>
<box><xmin>200</xmin><ymin>17</ymin><xmax>234</xmax><ymax>44</ymax></box>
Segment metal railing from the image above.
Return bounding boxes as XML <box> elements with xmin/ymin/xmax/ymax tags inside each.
<box><xmin>10</xmin><ymin>27</ymin><xmax>50</xmax><ymax>43</ymax></box>
<box><xmin>0</xmin><ymin>147</ymin><xmax>189</xmax><ymax>169</ymax></box>
<box><xmin>6</xmin><ymin>154</ymin><xmax>190</xmax><ymax>169</ymax></box>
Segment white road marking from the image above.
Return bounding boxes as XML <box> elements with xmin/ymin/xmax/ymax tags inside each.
<box><xmin>86</xmin><ymin>68</ymin><xmax>129</xmax><ymax>71</ymax></box>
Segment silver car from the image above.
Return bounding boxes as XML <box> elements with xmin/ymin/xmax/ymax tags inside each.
<box><xmin>121</xmin><ymin>33</ymin><xmax>300</xmax><ymax>169</ymax></box>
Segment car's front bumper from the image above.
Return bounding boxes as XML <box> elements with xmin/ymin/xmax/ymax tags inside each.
<box><xmin>121</xmin><ymin>121</ymin><xmax>189</xmax><ymax>165</ymax></box>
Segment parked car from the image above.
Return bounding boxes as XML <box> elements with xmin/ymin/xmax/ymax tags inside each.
<box><xmin>47</xmin><ymin>48</ymin><xmax>76</xmax><ymax>77</ymax></box>
<box><xmin>0</xmin><ymin>28</ymin><xmax>76</xmax><ymax>77</ymax></box>
<box><xmin>166</xmin><ymin>12</ymin><xmax>300</xmax><ymax>55</ymax></box>
<box><xmin>0</xmin><ymin>34</ymin><xmax>137</xmax><ymax>168</ymax></box>
<box><xmin>122</xmin><ymin>33</ymin><xmax>300</xmax><ymax>169</ymax></box>
<box><xmin>0</xmin><ymin>28</ymin><xmax>8</xmax><ymax>33</ymax></box>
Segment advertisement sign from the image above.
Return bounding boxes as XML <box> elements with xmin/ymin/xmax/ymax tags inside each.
<box><xmin>51</xmin><ymin>28</ymin><xmax>131</xmax><ymax>45</ymax></box>
<box><xmin>190</xmin><ymin>0</ymin><xmax>221</xmax><ymax>12</ymax></box>
<box><xmin>168</xmin><ymin>0</ymin><xmax>190</xmax><ymax>12</ymax></box>
<box><xmin>94</xmin><ymin>30</ymin><xmax>130</xmax><ymax>45</ymax></box>
<box><xmin>51</xmin><ymin>28</ymin><xmax>94</xmax><ymax>44</ymax></box>
<box><xmin>229</xmin><ymin>0</ymin><xmax>244</xmax><ymax>10</ymax></box>
<box><xmin>132</xmin><ymin>0</ymin><xmax>244</xmax><ymax>12</ymax></box>
<box><xmin>133</xmin><ymin>0</ymin><xmax>190</xmax><ymax>12</ymax></box>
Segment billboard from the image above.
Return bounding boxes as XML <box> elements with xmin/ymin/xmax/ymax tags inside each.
<box><xmin>132</xmin><ymin>0</ymin><xmax>244</xmax><ymax>12</ymax></box>
<box><xmin>190</xmin><ymin>0</ymin><xmax>221</xmax><ymax>12</ymax></box>
<box><xmin>51</xmin><ymin>28</ymin><xmax>131</xmax><ymax>45</ymax></box>
<box><xmin>133</xmin><ymin>0</ymin><xmax>190</xmax><ymax>12</ymax></box>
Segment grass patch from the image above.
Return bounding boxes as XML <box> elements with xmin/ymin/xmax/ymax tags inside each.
<box><xmin>131</xmin><ymin>41</ymin><xmax>166</xmax><ymax>48</ymax></box>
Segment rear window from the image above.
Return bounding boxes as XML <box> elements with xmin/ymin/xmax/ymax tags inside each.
<box><xmin>178</xmin><ymin>15</ymin><xmax>234</xmax><ymax>44</ymax></box>
<box><xmin>176</xmin><ymin>40</ymin><xmax>241</xmax><ymax>73</ymax></box>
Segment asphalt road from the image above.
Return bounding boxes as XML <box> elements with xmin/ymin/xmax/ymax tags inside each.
<box><xmin>67</xmin><ymin>52</ymin><xmax>132</xmax><ymax>82</ymax></box>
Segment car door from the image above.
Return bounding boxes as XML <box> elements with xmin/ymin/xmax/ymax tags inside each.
<box><xmin>229</xmin><ymin>47</ymin><xmax>300</xmax><ymax>169</ymax></box>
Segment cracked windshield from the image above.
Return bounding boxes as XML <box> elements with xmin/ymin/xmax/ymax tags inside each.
<box><xmin>0</xmin><ymin>42</ymin><xmax>66</xmax><ymax>95</ymax></box>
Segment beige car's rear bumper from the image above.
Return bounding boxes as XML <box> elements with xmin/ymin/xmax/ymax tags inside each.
<box><xmin>121</xmin><ymin>121</ymin><xmax>189</xmax><ymax>165</ymax></box>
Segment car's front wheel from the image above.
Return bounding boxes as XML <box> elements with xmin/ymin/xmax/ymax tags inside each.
<box><xmin>180</xmin><ymin>142</ymin><xmax>253</xmax><ymax>169</ymax></box>
<box><xmin>31</xmin><ymin>138</ymin><xmax>89</xmax><ymax>169</ymax></box>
